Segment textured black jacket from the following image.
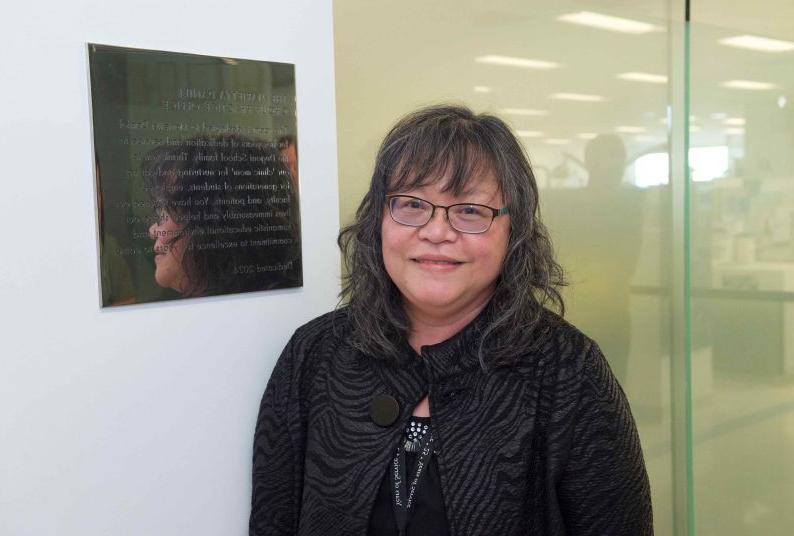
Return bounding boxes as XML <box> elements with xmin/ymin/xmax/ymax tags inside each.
<box><xmin>250</xmin><ymin>308</ymin><xmax>653</xmax><ymax>535</ymax></box>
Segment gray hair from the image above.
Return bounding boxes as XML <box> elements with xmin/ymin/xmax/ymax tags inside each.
<box><xmin>338</xmin><ymin>104</ymin><xmax>565</xmax><ymax>367</ymax></box>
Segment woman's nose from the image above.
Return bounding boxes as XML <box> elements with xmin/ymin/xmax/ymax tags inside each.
<box><xmin>418</xmin><ymin>207</ymin><xmax>457</xmax><ymax>242</ymax></box>
<box><xmin>148</xmin><ymin>222</ymin><xmax>157</xmax><ymax>240</ymax></box>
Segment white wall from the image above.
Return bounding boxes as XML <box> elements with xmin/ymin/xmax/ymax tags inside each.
<box><xmin>0</xmin><ymin>2</ymin><xmax>339</xmax><ymax>534</ymax></box>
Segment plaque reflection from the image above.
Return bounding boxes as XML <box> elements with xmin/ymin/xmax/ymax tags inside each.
<box><xmin>144</xmin><ymin>134</ymin><xmax>301</xmax><ymax>298</ymax></box>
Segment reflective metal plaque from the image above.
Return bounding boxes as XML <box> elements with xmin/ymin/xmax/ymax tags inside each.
<box><xmin>88</xmin><ymin>44</ymin><xmax>301</xmax><ymax>307</ymax></box>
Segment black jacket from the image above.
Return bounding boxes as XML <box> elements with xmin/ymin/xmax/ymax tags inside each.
<box><xmin>250</xmin><ymin>308</ymin><xmax>653</xmax><ymax>535</ymax></box>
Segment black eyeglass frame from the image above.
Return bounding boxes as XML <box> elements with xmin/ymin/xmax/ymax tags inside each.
<box><xmin>385</xmin><ymin>194</ymin><xmax>510</xmax><ymax>234</ymax></box>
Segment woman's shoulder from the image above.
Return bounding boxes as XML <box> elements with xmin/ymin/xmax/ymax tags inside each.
<box><xmin>268</xmin><ymin>308</ymin><xmax>355</xmax><ymax>390</ymax></box>
<box><xmin>293</xmin><ymin>306</ymin><xmax>351</xmax><ymax>339</ymax></box>
<box><xmin>533</xmin><ymin>308</ymin><xmax>596</xmax><ymax>352</ymax></box>
<box><xmin>286</xmin><ymin>306</ymin><xmax>354</xmax><ymax>363</ymax></box>
<box><xmin>526</xmin><ymin>308</ymin><xmax>602</xmax><ymax>375</ymax></box>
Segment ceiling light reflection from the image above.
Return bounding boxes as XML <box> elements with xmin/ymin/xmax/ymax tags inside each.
<box><xmin>719</xmin><ymin>35</ymin><xmax>794</xmax><ymax>52</ymax></box>
<box><xmin>475</xmin><ymin>55</ymin><xmax>561</xmax><ymax>69</ymax></box>
<box><xmin>617</xmin><ymin>72</ymin><xmax>667</xmax><ymax>84</ymax></box>
<box><xmin>721</xmin><ymin>80</ymin><xmax>778</xmax><ymax>90</ymax></box>
<box><xmin>550</xmin><ymin>92</ymin><xmax>605</xmax><ymax>102</ymax></box>
<box><xmin>557</xmin><ymin>11</ymin><xmax>659</xmax><ymax>34</ymax></box>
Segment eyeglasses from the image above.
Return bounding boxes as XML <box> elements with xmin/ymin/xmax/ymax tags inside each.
<box><xmin>386</xmin><ymin>195</ymin><xmax>509</xmax><ymax>234</ymax></box>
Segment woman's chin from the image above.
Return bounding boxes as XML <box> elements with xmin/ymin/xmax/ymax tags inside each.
<box><xmin>154</xmin><ymin>269</ymin><xmax>185</xmax><ymax>294</ymax></box>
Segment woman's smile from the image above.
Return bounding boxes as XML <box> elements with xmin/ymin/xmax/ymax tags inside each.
<box><xmin>411</xmin><ymin>255</ymin><xmax>464</xmax><ymax>271</ymax></box>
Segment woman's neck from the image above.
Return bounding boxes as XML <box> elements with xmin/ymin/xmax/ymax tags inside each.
<box><xmin>406</xmin><ymin>298</ymin><xmax>490</xmax><ymax>354</ymax></box>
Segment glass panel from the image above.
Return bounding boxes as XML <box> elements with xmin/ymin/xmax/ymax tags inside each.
<box><xmin>689</xmin><ymin>3</ymin><xmax>794</xmax><ymax>534</ymax></box>
<box><xmin>334</xmin><ymin>2</ymin><xmax>682</xmax><ymax>533</ymax></box>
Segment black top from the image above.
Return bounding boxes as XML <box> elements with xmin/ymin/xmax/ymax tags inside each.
<box><xmin>368</xmin><ymin>416</ymin><xmax>450</xmax><ymax>536</ymax></box>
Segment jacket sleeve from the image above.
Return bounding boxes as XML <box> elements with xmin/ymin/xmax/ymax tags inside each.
<box><xmin>250</xmin><ymin>337</ymin><xmax>301</xmax><ymax>536</ymax></box>
<box><xmin>557</xmin><ymin>342</ymin><xmax>654</xmax><ymax>535</ymax></box>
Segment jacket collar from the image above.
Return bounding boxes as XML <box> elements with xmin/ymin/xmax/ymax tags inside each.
<box><xmin>415</xmin><ymin>310</ymin><xmax>487</xmax><ymax>382</ymax></box>
<box><xmin>379</xmin><ymin>303</ymin><xmax>491</xmax><ymax>386</ymax></box>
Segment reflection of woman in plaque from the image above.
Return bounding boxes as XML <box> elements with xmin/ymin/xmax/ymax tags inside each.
<box><xmin>148</xmin><ymin>206</ymin><xmax>190</xmax><ymax>292</ymax></box>
<box><xmin>144</xmin><ymin>134</ymin><xmax>301</xmax><ymax>297</ymax></box>
<box><xmin>250</xmin><ymin>106</ymin><xmax>652</xmax><ymax>535</ymax></box>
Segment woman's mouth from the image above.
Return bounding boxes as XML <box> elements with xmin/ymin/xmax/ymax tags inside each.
<box><xmin>415</xmin><ymin>259</ymin><xmax>459</xmax><ymax>265</ymax></box>
<box><xmin>411</xmin><ymin>256</ymin><xmax>463</xmax><ymax>268</ymax></box>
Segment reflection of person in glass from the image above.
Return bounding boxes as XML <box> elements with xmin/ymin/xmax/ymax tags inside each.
<box><xmin>545</xmin><ymin>135</ymin><xmax>643</xmax><ymax>382</ymax></box>
<box><xmin>144</xmin><ymin>134</ymin><xmax>301</xmax><ymax>297</ymax></box>
<box><xmin>250</xmin><ymin>106</ymin><xmax>651</xmax><ymax>535</ymax></box>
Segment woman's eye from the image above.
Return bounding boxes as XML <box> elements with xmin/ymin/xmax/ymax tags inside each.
<box><xmin>397</xmin><ymin>198</ymin><xmax>424</xmax><ymax>210</ymax></box>
<box><xmin>456</xmin><ymin>205</ymin><xmax>486</xmax><ymax>218</ymax></box>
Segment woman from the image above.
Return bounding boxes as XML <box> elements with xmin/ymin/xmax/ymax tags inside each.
<box><xmin>250</xmin><ymin>105</ymin><xmax>652</xmax><ymax>535</ymax></box>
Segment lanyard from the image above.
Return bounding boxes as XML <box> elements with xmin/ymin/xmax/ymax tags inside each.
<box><xmin>389</xmin><ymin>432</ymin><xmax>435</xmax><ymax>536</ymax></box>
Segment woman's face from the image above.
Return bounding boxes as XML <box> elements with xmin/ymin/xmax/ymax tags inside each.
<box><xmin>148</xmin><ymin>210</ymin><xmax>188</xmax><ymax>293</ymax></box>
<box><xmin>381</xmin><ymin>172</ymin><xmax>510</xmax><ymax>319</ymax></box>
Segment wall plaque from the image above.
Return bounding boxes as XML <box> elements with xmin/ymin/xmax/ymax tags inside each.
<box><xmin>88</xmin><ymin>44</ymin><xmax>301</xmax><ymax>306</ymax></box>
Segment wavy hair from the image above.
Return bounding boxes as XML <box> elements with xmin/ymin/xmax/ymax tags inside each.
<box><xmin>338</xmin><ymin>104</ymin><xmax>565</xmax><ymax>367</ymax></box>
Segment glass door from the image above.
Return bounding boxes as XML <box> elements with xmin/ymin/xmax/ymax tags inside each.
<box><xmin>689</xmin><ymin>2</ymin><xmax>794</xmax><ymax>534</ymax></box>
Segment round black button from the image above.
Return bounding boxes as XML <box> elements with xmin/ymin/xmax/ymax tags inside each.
<box><xmin>370</xmin><ymin>394</ymin><xmax>400</xmax><ymax>427</ymax></box>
